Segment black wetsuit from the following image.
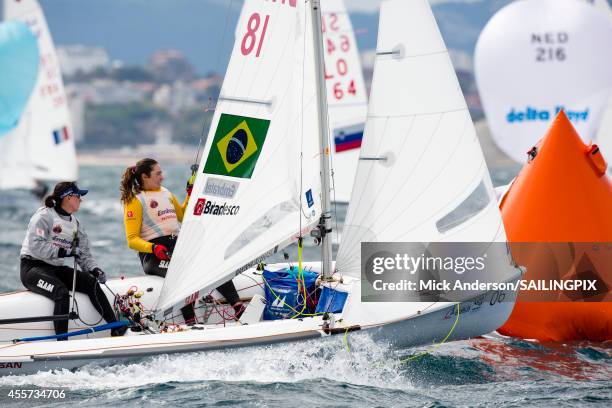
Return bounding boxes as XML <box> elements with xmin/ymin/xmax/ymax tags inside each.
<box><xmin>20</xmin><ymin>257</ymin><xmax>117</xmax><ymax>336</ymax></box>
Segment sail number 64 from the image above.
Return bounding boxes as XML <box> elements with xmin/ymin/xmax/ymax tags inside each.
<box><xmin>241</xmin><ymin>13</ymin><xmax>270</xmax><ymax>58</ymax></box>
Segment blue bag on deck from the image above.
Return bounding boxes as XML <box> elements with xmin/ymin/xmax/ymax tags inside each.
<box><xmin>262</xmin><ymin>268</ymin><xmax>318</xmax><ymax>320</ymax></box>
<box><xmin>315</xmin><ymin>286</ymin><xmax>348</xmax><ymax>314</ymax></box>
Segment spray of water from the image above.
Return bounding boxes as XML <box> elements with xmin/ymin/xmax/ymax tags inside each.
<box><xmin>0</xmin><ymin>333</ymin><xmax>411</xmax><ymax>390</ymax></box>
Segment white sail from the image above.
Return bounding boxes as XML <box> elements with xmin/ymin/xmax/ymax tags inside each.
<box><xmin>157</xmin><ymin>0</ymin><xmax>322</xmax><ymax>313</ymax></box>
<box><xmin>336</xmin><ymin>0</ymin><xmax>510</xmax><ymax>278</ymax></box>
<box><xmin>586</xmin><ymin>0</ymin><xmax>612</xmax><ymax>18</ymax></box>
<box><xmin>321</xmin><ymin>0</ymin><xmax>368</xmax><ymax>203</ymax></box>
<box><xmin>587</xmin><ymin>0</ymin><xmax>612</xmax><ymax>166</ymax></box>
<box><xmin>4</xmin><ymin>0</ymin><xmax>77</xmax><ymax>182</ymax></box>
<box><xmin>474</xmin><ymin>0</ymin><xmax>612</xmax><ymax>164</ymax></box>
<box><xmin>0</xmin><ymin>113</ymin><xmax>36</xmax><ymax>189</ymax></box>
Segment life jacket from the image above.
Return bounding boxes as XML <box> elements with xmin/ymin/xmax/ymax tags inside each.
<box><xmin>49</xmin><ymin>209</ymin><xmax>78</xmax><ymax>251</ymax></box>
<box><xmin>136</xmin><ymin>187</ymin><xmax>180</xmax><ymax>241</ymax></box>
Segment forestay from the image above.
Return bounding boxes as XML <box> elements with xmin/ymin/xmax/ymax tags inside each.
<box><xmin>474</xmin><ymin>0</ymin><xmax>612</xmax><ymax>164</ymax></box>
<box><xmin>321</xmin><ymin>0</ymin><xmax>368</xmax><ymax>203</ymax></box>
<box><xmin>3</xmin><ymin>0</ymin><xmax>77</xmax><ymax>182</ymax></box>
<box><xmin>336</xmin><ymin>0</ymin><xmax>512</xmax><ymax>280</ymax></box>
<box><xmin>157</xmin><ymin>0</ymin><xmax>322</xmax><ymax>313</ymax></box>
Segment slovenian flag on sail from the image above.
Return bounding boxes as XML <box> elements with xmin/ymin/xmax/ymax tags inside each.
<box><xmin>333</xmin><ymin>123</ymin><xmax>364</xmax><ymax>153</ymax></box>
<box><xmin>52</xmin><ymin>126</ymin><xmax>69</xmax><ymax>145</ymax></box>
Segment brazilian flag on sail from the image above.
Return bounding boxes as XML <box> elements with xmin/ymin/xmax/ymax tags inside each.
<box><xmin>203</xmin><ymin>114</ymin><xmax>270</xmax><ymax>179</ymax></box>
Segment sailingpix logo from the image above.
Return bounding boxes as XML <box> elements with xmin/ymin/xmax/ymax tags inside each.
<box><xmin>203</xmin><ymin>114</ymin><xmax>271</xmax><ymax>179</ymax></box>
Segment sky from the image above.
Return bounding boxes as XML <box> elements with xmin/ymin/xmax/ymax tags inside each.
<box><xmin>344</xmin><ymin>0</ymin><xmax>483</xmax><ymax>13</ymax></box>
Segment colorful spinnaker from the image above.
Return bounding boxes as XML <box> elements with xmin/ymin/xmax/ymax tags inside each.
<box><xmin>0</xmin><ymin>21</ymin><xmax>38</xmax><ymax>137</ymax></box>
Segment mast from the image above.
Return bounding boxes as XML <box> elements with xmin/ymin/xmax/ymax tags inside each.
<box><xmin>310</xmin><ymin>0</ymin><xmax>333</xmax><ymax>280</ymax></box>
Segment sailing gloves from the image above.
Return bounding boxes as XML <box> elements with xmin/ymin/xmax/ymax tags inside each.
<box><xmin>90</xmin><ymin>267</ymin><xmax>107</xmax><ymax>284</ymax></box>
<box><xmin>153</xmin><ymin>244</ymin><xmax>170</xmax><ymax>261</ymax></box>
<box><xmin>186</xmin><ymin>163</ymin><xmax>198</xmax><ymax>196</ymax></box>
<box><xmin>58</xmin><ymin>246</ymin><xmax>81</xmax><ymax>258</ymax></box>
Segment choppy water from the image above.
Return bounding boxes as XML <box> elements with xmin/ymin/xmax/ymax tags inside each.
<box><xmin>0</xmin><ymin>165</ymin><xmax>609</xmax><ymax>407</ymax></box>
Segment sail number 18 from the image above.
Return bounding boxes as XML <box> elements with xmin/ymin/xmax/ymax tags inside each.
<box><xmin>241</xmin><ymin>13</ymin><xmax>270</xmax><ymax>58</ymax></box>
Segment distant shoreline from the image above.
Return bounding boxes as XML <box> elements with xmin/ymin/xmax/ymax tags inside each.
<box><xmin>77</xmin><ymin>144</ymin><xmax>197</xmax><ymax>166</ymax></box>
<box><xmin>77</xmin><ymin>120</ymin><xmax>519</xmax><ymax>170</ymax></box>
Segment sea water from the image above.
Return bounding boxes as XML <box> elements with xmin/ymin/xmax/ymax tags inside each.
<box><xmin>0</xmin><ymin>165</ymin><xmax>609</xmax><ymax>407</ymax></box>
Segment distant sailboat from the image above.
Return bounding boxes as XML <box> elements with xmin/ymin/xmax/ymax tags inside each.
<box><xmin>0</xmin><ymin>0</ymin><xmax>77</xmax><ymax>193</ymax></box>
<box><xmin>475</xmin><ymin>0</ymin><xmax>612</xmax><ymax>164</ymax></box>
<box><xmin>321</xmin><ymin>0</ymin><xmax>368</xmax><ymax>203</ymax></box>
<box><xmin>0</xmin><ymin>0</ymin><xmax>520</xmax><ymax>376</ymax></box>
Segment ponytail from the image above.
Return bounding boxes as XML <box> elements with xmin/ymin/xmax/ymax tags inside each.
<box><xmin>44</xmin><ymin>195</ymin><xmax>56</xmax><ymax>208</ymax></box>
<box><xmin>120</xmin><ymin>158</ymin><xmax>158</xmax><ymax>204</ymax></box>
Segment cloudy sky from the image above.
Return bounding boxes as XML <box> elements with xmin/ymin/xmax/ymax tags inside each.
<box><xmin>344</xmin><ymin>0</ymin><xmax>483</xmax><ymax>13</ymax></box>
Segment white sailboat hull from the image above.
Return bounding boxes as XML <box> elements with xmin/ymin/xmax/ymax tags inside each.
<box><xmin>0</xmin><ymin>262</ymin><xmax>516</xmax><ymax>376</ymax></box>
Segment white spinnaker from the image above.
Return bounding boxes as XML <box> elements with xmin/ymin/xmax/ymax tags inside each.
<box><xmin>321</xmin><ymin>0</ymin><xmax>368</xmax><ymax>203</ymax></box>
<box><xmin>474</xmin><ymin>0</ymin><xmax>612</xmax><ymax>164</ymax></box>
<box><xmin>586</xmin><ymin>0</ymin><xmax>612</xmax><ymax>17</ymax></box>
<box><xmin>587</xmin><ymin>0</ymin><xmax>612</xmax><ymax>166</ymax></box>
<box><xmin>157</xmin><ymin>0</ymin><xmax>322</xmax><ymax>312</ymax></box>
<box><xmin>4</xmin><ymin>0</ymin><xmax>77</xmax><ymax>182</ymax></box>
<box><xmin>335</xmin><ymin>0</ymin><xmax>511</xmax><ymax>279</ymax></box>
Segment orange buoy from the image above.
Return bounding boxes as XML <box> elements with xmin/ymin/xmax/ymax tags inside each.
<box><xmin>498</xmin><ymin>111</ymin><xmax>612</xmax><ymax>342</ymax></box>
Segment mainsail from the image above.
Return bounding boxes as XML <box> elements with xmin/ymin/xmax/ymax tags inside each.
<box><xmin>3</xmin><ymin>0</ymin><xmax>77</xmax><ymax>183</ymax></box>
<box><xmin>321</xmin><ymin>0</ymin><xmax>368</xmax><ymax>203</ymax></box>
<box><xmin>336</xmin><ymin>0</ymin><xmax>512</xmax><ymax>281</ymax></box>
<box><xmin>157</xmin><ymin>0</ymin><xmax>322</xmax><ymax>312</ymax></box>
<box><xmin>474</xmin><ymin>0</ymin><xmax>612</xmax><ymax>164</ymax></box>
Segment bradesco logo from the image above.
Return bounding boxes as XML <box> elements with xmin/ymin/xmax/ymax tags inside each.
<box><xmin>193</xmin><ymin>198</ymin><xmax>240</xmax><ymax>216</ymax></box>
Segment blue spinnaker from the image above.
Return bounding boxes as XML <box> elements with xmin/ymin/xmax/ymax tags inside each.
<box><xmin>0</xmin><ymin>21</ymin><xmax>39</xmax><ymax>137</ymax></box>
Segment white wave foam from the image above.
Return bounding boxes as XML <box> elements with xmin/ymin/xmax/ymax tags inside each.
<box><xmin>0</xmin><ymin>333</ymin><xmax>412</xmax><ymax>390</ymax></box>
<box><xmin>80</xmin><ymin>199</ymin><xmax>123</xmax><ymax>217</ymax></box>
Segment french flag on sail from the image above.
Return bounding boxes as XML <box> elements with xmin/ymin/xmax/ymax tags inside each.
<box><xmin>52</xmin><ymin>126</ymin><xmax>70</xmax><ymax>145</ymax></box>
<box><xmin>333</xmin><ymin>123</ymin><xmax>364</xmax><ymax>153</ymax></box>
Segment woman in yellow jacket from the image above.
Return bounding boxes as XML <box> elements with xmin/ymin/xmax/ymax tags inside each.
<box><xmin>120</xmin><ymin>158</ymin><xmax>242</xmax><ymax>311</ymax></box>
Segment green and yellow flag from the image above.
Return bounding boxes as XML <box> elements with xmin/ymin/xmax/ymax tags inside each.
<box><xmin>203</xmin><ymin>114</ymin><xmax>270</xmax><ymax>179</ymax></box>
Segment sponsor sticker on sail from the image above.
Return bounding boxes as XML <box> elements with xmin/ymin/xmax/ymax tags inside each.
<box><xmin>203</xmin><ymin>114</ymin><xmax>270</xmax><ymax>179</ymax></box>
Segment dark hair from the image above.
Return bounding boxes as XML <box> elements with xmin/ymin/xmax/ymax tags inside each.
<box><xmin>44</xmin><ymin>181</ymin><xmax>76</xmax><ymax>208</ymax></box>
<box><xmin>120</xmin><ymin>158</ymin><xmax>158</xmax><ymax>204</ymax></box>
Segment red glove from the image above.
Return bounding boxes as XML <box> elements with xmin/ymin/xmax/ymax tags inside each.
<box><xmin>152</xmin><ymin>244</ymin><xmax>170</xmax><ymax>261</ymax></box>
<box><xmin>186</xmin><ymin>184</ymin><xmax>193</xmax><ymax>196</ymax></box>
